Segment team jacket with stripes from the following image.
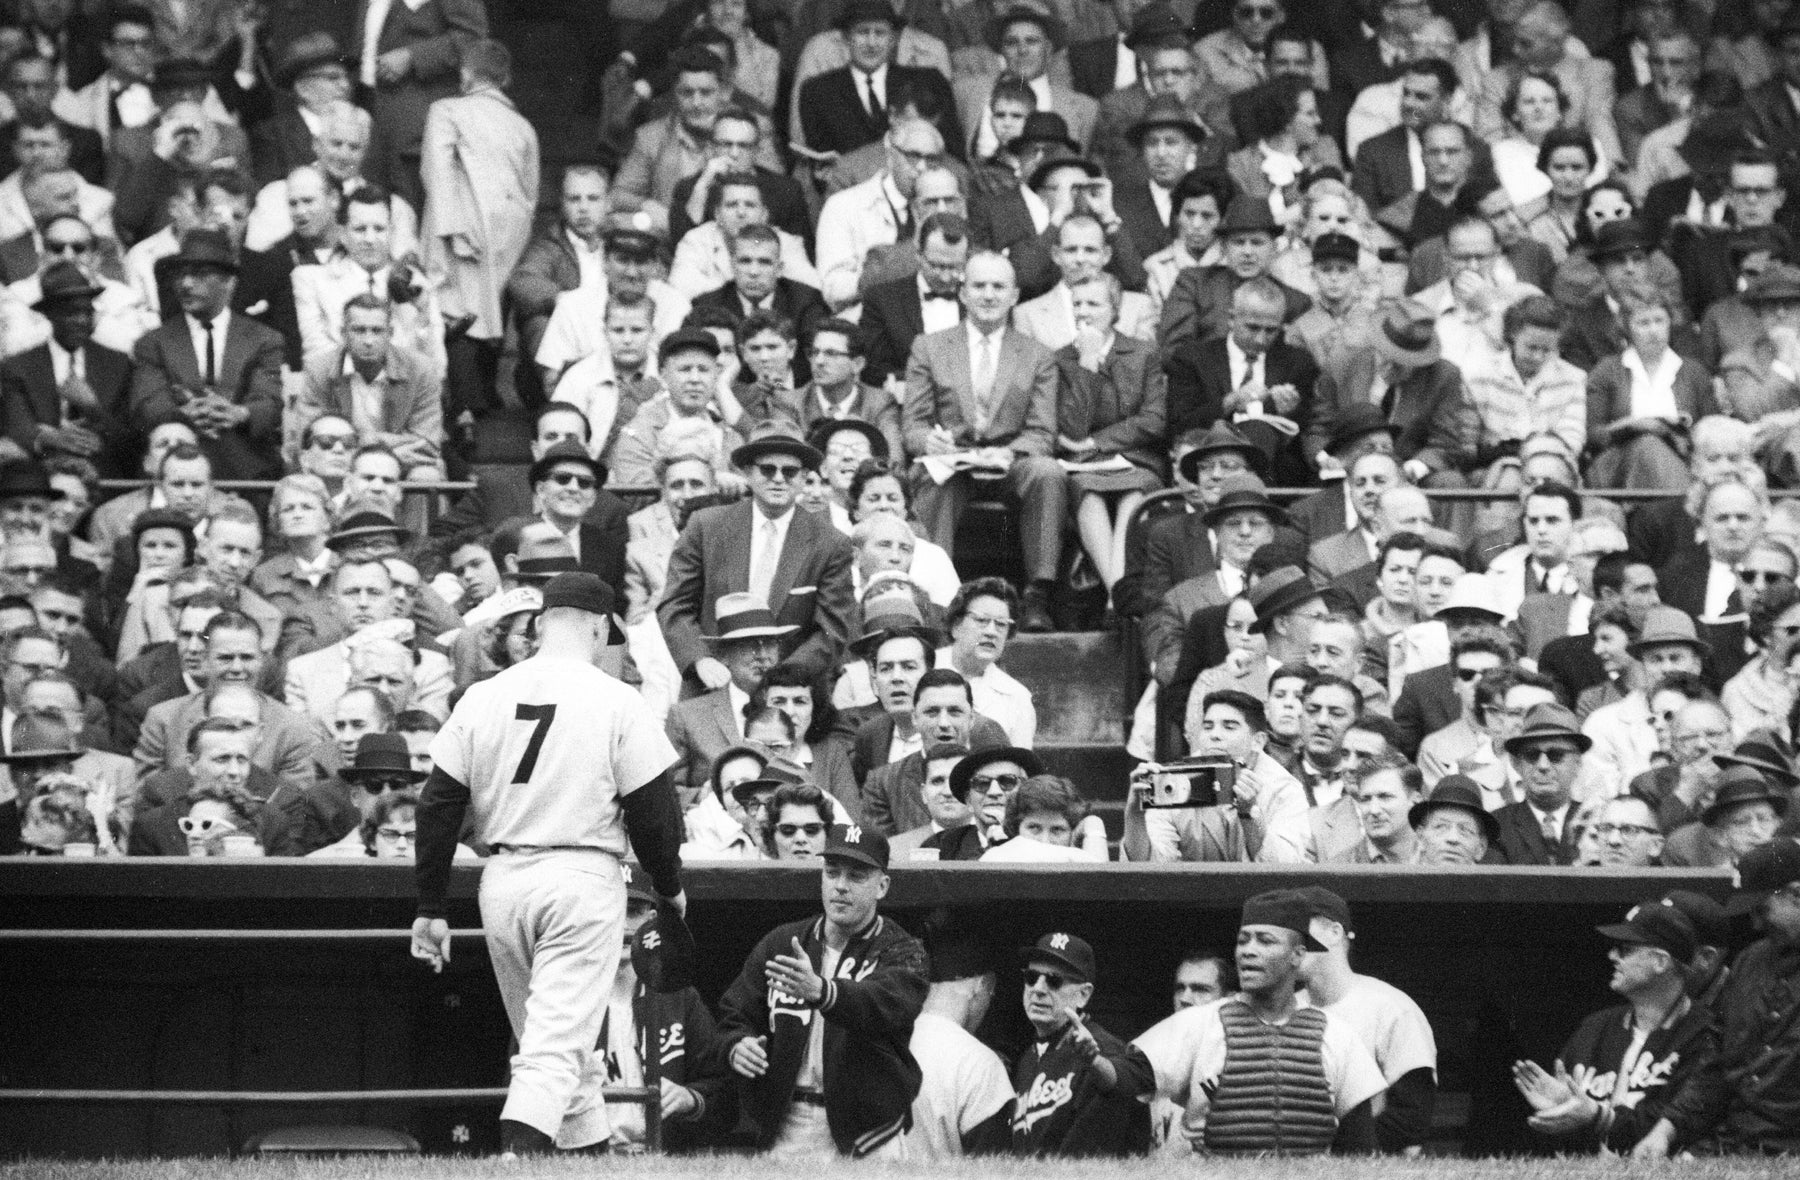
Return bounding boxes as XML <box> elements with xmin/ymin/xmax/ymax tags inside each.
<box><xmin>1010</xmin><ymin>1018</ymin><xmax>1155</xmax><ymax>1157</ymax></box>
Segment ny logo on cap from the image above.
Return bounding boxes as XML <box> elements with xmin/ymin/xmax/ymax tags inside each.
<box><xmin>846</xmin><ymin>825</ymin><xmax>863</xmax><ymax>843</ymax></box>
<box><xmin>1049</xmin><ymin>933</ymin><xmax>1070</xmax><ymax>950</ymax></box>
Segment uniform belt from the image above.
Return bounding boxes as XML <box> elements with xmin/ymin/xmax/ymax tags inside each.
<box><xmin>489</xmin><ymin>844</ymin><xmax>613</xmax><ymax>855</ymax></box>
<box><xmin>792</xmin><ymin>1090</ymin><xmax>827</xmax><ymax>1107</ymax></box>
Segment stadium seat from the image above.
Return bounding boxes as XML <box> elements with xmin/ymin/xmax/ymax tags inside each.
<box><xmin>242</xmin><ymin>1125</ymin><xmax>421</xmax><ymax>1155</ymax></box>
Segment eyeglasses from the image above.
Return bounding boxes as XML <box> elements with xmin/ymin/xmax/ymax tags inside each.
<box><xmin>971</xmin><ymin>772</ymin><xmax>1024</xmax><ymax>794</ymax></box>
<box><xmin>363</xmin><ymin>778</ymin><xmax>414</xmax><ymax>794</ymax></box>
<box><xmin>548</xmin><ymin>471</ymin><xmax>596</xmax><ymax>489</ymax></box>
<box><xmin>1021</xmin><ymin>969</ymin><xmax>1070</xmax><ymax>989</ymax></box>
<box><xmin>776</xmin><ymin>822</ymin><xmax>825</xmax><ymax>838</ymax></box>
<box><xmin>1593</xmin><ymin>823</ymin><xmax>1659</xmax><ymax>839</ymax></box>
<box><xmin>376</xmin><ymin>827</ymin><xmax>417</xmax><ymax>844</ymax></box>
<box><xmin>1517</xmin><ymin>746</ymin><xmax>1578</xmax><ymax>766</ymax></box>
<box><xmin>309</xmin><ymin>434</ymin><xmax>355</xmax><ymax>452</ymax></box>
<box><xmin>1455</xmin><ymin>667</ymin><xmax>1488</xmax><ymax>681</ymax></box>
<box><xmin>755</xmin><ymin>462</ymin><xmax>803</xmax><ymax>481</ymax></box>
<box><xmin>178</xmin><ymin>815</ymin><xmax>237</xmax><ymax>838</ymax></box>
<box><xmin>963</xmin><ymin>612</ymin><xmax>1013</xmax><ymax>632</ymax></box>
<box><xmin>1236</xmin><ymin>4</ymin><xmax>1279</xmax><ymax>17</ymax></box>
<box><xmin>810</xmin><ymin>346</ymin><xmax>852</xmax><ymax>359</ymax></box>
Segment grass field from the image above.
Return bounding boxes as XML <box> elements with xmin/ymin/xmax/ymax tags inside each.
<box><xmin>1</xmin><ymin>1157</ymin><xmax>1785</xmax><ymax>1180</ymax></box>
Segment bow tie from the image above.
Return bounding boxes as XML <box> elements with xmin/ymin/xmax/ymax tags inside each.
<box><xmin>923</xmin><ymin>292</ymin><xmax>957</xmax><ymax>303</ymax></box>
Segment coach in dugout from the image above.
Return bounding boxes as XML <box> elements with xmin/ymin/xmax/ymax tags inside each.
<box><xmin>715</xmin><ymin>824</ymin><xmax>928</xmax><ymax>1157</ymax></box>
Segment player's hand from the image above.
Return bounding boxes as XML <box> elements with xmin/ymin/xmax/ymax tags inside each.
<box><xmin>693</xmin><ymin>657</ymin><xmax>732</xmax><ymax>690</ymax></box>
<box><xmin>1064</xmin><ymin>1008</ymin><xmax>1100</xmax><ymax>1064</ymax></box>
<box><xmin>662</xmin><ymin>889</ymin><xmax>688</xmax><ymax>918</ymax></box>
<box><xmin>766</xmin><ymin>936</ymin><xmax>825</xmax><ymax>1004</ymax></box>
<box><xmin>410</xmin><ymin>916</ymin><xmax>450</xmax><ymax>973</ymax></box>
<box><xmin>730</xmin><ymin>1035</ymin><xmax>769</xmax><ymax>1078</ymax></box>
<box><xmin>659</xmin><ymin>1077</ymin><xmax>699</xmax><ymax>1120</ymax></box>
<box><xmin>1511</xmin><ymin>1059</ymin><xmax>1572</xmax><ymax>1111</ymax></box>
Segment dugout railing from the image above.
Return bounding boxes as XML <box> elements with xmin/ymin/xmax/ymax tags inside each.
<box><xmin>0</xmin><ymin>859</ymin><xmax>1736</xmax><ymax>1159</ymax></box>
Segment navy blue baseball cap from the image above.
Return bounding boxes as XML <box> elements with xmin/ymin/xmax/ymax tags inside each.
<box><xmin>824</xmin><ymin>823</ymin><xmax>890</xmax><ymax>871</ymax></box>
<box><xmin>1020</xmin><ymin>931</ymin><xmax>1096</xmax><ymax>984</ymax></box>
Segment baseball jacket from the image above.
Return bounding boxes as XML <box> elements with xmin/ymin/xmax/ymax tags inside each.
<box><xmin>1662</xmin><ymin>937</ymin><xmax>1800</xmax><ymax>1152</ymax></box>
<box><xmin>715</xmin><ymin>913</ymin><xmax>928</xmax><ymax>1155</ymax></box>
<box><xmin>1010</xmin><ymin>1017</ymin><xmax>1154</xmax><ymax>1157</ymax></box>
<box><xmin>1544</xmin><ymin>998</ymin><xmax>1717</xmax><ymax>1154</ymax></box>
<box><xmin>611</xmin><ymin>979</ymin><xmax>734</xmax><ymax>1151</ymax></box>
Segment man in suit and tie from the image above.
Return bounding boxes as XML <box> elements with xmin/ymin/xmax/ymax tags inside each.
<box><xmin>954</xmin><ymin>7</ymin><xmax>1098</xmax><ymax>158</ymax></box>
<box><xmin>862</xmin><ymin>210</ymin><xmax>969</xmax><ymax>386</ymax></box>
<box><xmin>903</xmin><ymin>250</ymin><xmax>1065</xmax><ymax>632</ymax></box>
<box><xmin>1112</xmin><ymin>94</ymin><xmax>1207</xmax><ymax>259</ymax></box>
<box><xmin>660</xmin><ymin>399</ymin><xmax>857</xmax><ymax>686</ymax></box>
<box><xmin>493</xmin><ymin>440</ymin><xmax>628</xmax><ymax>600</ymax></box>
<box><xmin>689</xmin><ymin>224</ymin><xmax>829</xmax><ymax>379</ymax></box>
<box><xmin>861</xmin><ymin>665</ymin><xmax>984</xmax><ymax>835</ymax></box>
<box><xmin>235</xmin><ymin>165</ymin><xmax>339</xmax><ymax>374</ymax></box>
<box><xmin>50</xmin><ymin>7</ymin><xmax>159</xmax><ymax>153</ymax></box>
<box><xmin>668</xmin><ymin>108</ymin><xmax>810</xmax><ymax>248</ymax></box>
<box><xmin>127</xmin><ymin>228</ymin><xmax>283</xmax><ymax>481</ymax></box>
<box><xmin>0</xmin><ymin>54</ymin><xmax>104</xmax><ymax>186</ymax></box>
<box><xmin>797</xmin><ymin>0</ymin><xmax>958</xmax><ymax>159</ymax></box>
<box><xmin>1493</xmin><ymin>702</ymin><xmax>1588</xmax><ymax>865</ymax></box>
<box><xmin>295</xmin><ymin>294</ymin><xmax>441</xmax><ymax>479</ymax></box>
<box><xmin>1282</xmin><ymin>404</ymin><xmax>1400</xmax><ymax>545</ymax></box>
<box><xmin>1163</xmin><ymin>276</ymin><xmax>1320</xmax><ymax>485</ymax></box>
<box><xmin>664</xmin><ymin>593</ymin><xmax>789</xmax><ymax>798</ymax></box>
<box><xmin>0</xmin><ymin>261</ymin><xmax>136</xmax><ymax>479</ymax></box>
<box><xmin>350</xmin><ymin>0</ymin><xmax>487</xmax><ymax>209</ymax></box>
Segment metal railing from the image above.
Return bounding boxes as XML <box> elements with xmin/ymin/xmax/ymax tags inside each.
<box><xmin>0</xmin><ymin>926</ymin><xmax>662</xmax><ymax>1153</ymax></box>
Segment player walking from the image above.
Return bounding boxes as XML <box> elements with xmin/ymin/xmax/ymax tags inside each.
<box><xmin>410</xmin><ymin>572</ymin><xmax>687</xmax><ymax>1157</ymax></box>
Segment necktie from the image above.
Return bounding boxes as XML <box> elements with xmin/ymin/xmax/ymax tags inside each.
<box><xmin>201</xmin><ymin>318</ymin><xmax>216</xmax><ymax>386</ymax></box>
<box><xmin>1540</xmin><ymin>812</ymin><xmax>1559</xmax><ymax>845</ymax></box>
<box><xmin>973</xmin><ymin>334</ymin><xmax>998</xmax><ymax>430</ymax></box>
<box><xmin>749</xmin><ymin>518</ymin><xmax>779</xmax><ymax>604</ymax></box>
<box><xmin>863</xmin><ymin>73</ymin><xmax>884</xmax><ymax>123</ymax></box>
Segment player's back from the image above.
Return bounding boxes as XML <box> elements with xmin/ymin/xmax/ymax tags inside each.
<box><xmin>431</xmin><ymin>655</ymin><xmax>667</xmax><ymax>854</ymax></box>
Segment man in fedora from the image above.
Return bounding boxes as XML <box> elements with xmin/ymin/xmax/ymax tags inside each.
<box><xmin>1308</xmin><ymin>299</ymin><xmax>1472</xmax><ymax>497</ymax></box>
<box><xmin>1192</xmin><ymin>565</ymin><xmax>1327</xmax><ymax>705</ymax></box>
<box><xmin>796</xmin><ymin>0</ymin><xmax>959</xmax><ymax>159</ymax></box>
<box><xmin>1089</xmin><ymin>16</ymin><xmax>1236</xmax><ymax>185</ymax></box>
<box><xmin>955</xmin><ymin>6</ymin><xmax>1096</xmax><ymax>159</ymax></box>
<box><xmin>1635</xmin><ymin>840</ymin><xmax>1800</xmax><ymax>1157</ymax></box>
<box><xmin>1662</xmin><ymin>765</ymin><xmax>1788</xmax><ymax>868</ymax></box>
<box><xmin>303</xmin><ymin>731</ymin><xmax>430</xmax><ymax>857</ymax></box>
<box><xmin>664</xmin><ymin>591</ymin><xmax>794</xmax><ymax>799</ymax></box>
<box><xmin>1164</xmin><ymin>273</ymin><xmax>1320</xmax><ymax>481</ymax></box>
<box><xmin>431</xmin><ymin>402</ymin><xmax>630</xmax><ymax>545</ymax></box>
<box><xmin>493</xmin><ymin>440</ymin><xmax>624</xmax><ymax>595</ymax></box>
<box><xmin>1125</xmin><ymin>423</ymin><xmax>1264</xmax><ymax>619</ymax></box>
<box><xmin>1159</xmin><ymin>195</ymin><xmax>1312</xmax><ymax>350</ymax></box>
<box><xmin>1560</xmin><ymin>218</ymin><xmax>1696</xmax><ymax>372</ymax></box>
<box><xmin>248</xmin><ymin>32</ymin><xmax>365</xmax><ymax>187</ymax></box>
<box><xmin>662</xmin><ymin>418</ymin><xmax>855</xmax><ymax>689</ymax></box>
<box><xmin>1492</xmin><ymin>702</ymin><xmax>1591</xmax><ymax>864</ymax></box>
<box><xmin>1409</xmin><ymin>774</ymin><xmax>1501</xmax><ymax>864</ymax></box>
<box><xmin>1110</xmin><ymin>92</ymin><xmax>1208</xmax><ymax>255</ymax></box>
<box><xmin>1583</xmin><ymin>604</ymin><xmax>1711</xmax><ymax>796</ymax></box>
<box><xmin>0</xmin><ymin>261</ymin><xmax>134</xmax><ymax>479</ymax></box>
<box><xmin>1514</xmin><ymin>898</ymin><xmax>1715</xmax><ymax>1154</ymax></box>
<box><xmin>128</xmin><ymin>226</ymin><xmax>284</xmax><ymax>481</ymax></box>
<box><xmin>902</xmin><ymin>249</ymin><xmax>1065</xmax><ymax>631</ymax></box>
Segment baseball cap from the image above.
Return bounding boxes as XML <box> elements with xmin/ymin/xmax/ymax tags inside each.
<box><xmin>1596</xmin><ymin>901</ymin><xmax>1697</xmax><ymax>963</ymax></box>
<box><xmin>824</xmin><ymin>823</ymin><xmax>890</xmax><ymax>870</ymax></box>
<box><xmin>658</xmin><ymin>327</ymin><xmax>722</xmax><ymax>366</ymax></box>
<box><xmin>1660</xmin><ymin>890</ymin><xmax>1729</xmax><ymax>947</ymax></box>
<box><xmin>1293</xmin><ymin>885</ymin><xmax>1354</xmax><ymax>937</ymax></box>
<box><xmin>621</xmin><ymin>862</ymin><xmax>656</xmax><ymax>904</ymax></box>
<box><xmin>1240</xmin><ymin>888</ymin><xmax>1327</xmax><ymax>951</ymax></box>
<box><xmin>1019</xmin><ymin>931</ymin><xmax>1096</xmax><ymax>984</ymax></box>
<box><xmin>1726</xmin><ymin>838</ymin><xmax>1800</xmax><ymax>915</ymax></box>
<box><xmin>540</xmin><ymin>571</ymin><xmax>616</xmax><ymax>617</ymax></box>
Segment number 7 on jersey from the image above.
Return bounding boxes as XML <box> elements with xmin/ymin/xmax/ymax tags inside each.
<box><xmin>512</xmin><ymin>704</ymin><xmax>557</xmax><ymax>782</ymax></box>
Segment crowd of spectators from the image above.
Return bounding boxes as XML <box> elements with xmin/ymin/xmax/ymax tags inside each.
<box><xmin>4</xmin><ymin>0</ymin><xmax>1800</xmax><ymax>1160</ymax></box>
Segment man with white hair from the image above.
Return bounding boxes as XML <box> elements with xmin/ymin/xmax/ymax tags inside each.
<box><xmin>1628</xmin><ymin>415</ymin><xmax>1756</xmax><ymax>573</ymax></box>
<box><xmin>816</xmin><ymin>116</ymin><xmax>945</xmax><ymax>311</ymax></box>
<box><xmin>245</xmin><ymin>102</ymin><xmax>419</xmax><ymax>253</ymax></box>
<box><xmin>284</xmin><ymin>558</ymin><xmax>454</xmax><ymax>723</ymax></box>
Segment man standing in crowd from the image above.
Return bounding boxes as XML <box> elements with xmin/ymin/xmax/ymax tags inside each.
<box><xmin>716</xmin><ymin>824</ymin><xmax>927</xmax><ymax>1157</ymax></box>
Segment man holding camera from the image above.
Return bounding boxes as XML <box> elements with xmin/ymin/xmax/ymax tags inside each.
<box><xmin>1121</xmin><ymin>688</ymin><xmax>1310</xmax><ymax>863</ymax></box>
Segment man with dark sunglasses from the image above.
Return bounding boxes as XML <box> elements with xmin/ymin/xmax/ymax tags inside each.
<box><xmin>1494</xmin><ymin>702</ymin><xmax>1589</xmax><ymax>864</ymax></box>
<box><xmin>661</xmin><ymin>397</ymin><xmax>855</xmax><ymax>691</ymax></box>
<box><xmin>1009</xmin><ymin>931</ymin><xmax>1154</xmax><ymax>1156</ymax></box>
<box><xmin>497</xmin><ymin>439</ymin><xmax>619</xmax><ymax>588</ymax></box>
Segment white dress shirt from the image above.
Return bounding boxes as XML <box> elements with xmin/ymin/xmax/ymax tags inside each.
<box><xmin>567</xmin><ymin>228</ymin><xmax>605</xmax><ymax>290</ymax></box>
<box><xmin>1225</xmin><ymin>336</ymin><xmax>1266</xmax><ymax>417</ymax></box>
<box><xmin>1703</xmin><ymin>558</ymin><xmax>1739</xmax><ymax>622</ymax></box>
<box><xmin>919</xmin><ymin>273</ymin><xmax>960</xmax><ymax>333</ymax></box>
<box><xmin>856</xmin><ymin>63</ymin><xmax>888</xmax><ymax>116</ymax></box>
<box><xmin>186</xmin><ymin>308</ymin><xmax>230</xmax><ymax>383</ymax></box>
<box><xmin>747</xmin><ymin>505</ymin><xmax>795</xmax><ymax>603</ymax></box>
<box><xmin>1624</xmin><ymin>349</ymin><xmax>1683</xmax><ymax>421</ymax></box>
<box><xmin>1113</xmin><ymin>36</ymin><xmax>1138</xmax><ymax>90</ymax></box>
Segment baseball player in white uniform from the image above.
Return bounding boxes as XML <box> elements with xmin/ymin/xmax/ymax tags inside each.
<box><xmin>411</xmin><ymin>572</ymin><xmax>688</xmax><ymax>1157</ymax></box>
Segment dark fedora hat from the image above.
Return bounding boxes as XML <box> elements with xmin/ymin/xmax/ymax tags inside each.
<box><xmin>170</xmin><ymin>228</ymin><xmax>239</xmax><ymax>274</ymax></box>
<box><xmin>340</xmin><ymin>732</ymin><xmax>428</xmax><ymax>785</ymax></box>
<box><xmin>1128</xmin><ymin>93</ymin><xmax>1207</xmax><ymax>149</ymax></box>
<box><xmin>1371</xmin><ymin>300</ymin><xmax>1441</xmax><ymax>368</ymax></box>
<box><xmin>837</xmin><ymin>0</ymin><xmax>905</xmax><ymax>31</ymax></box>
<box><xmin>274</xmin><ymin>31</ymin><xmax>350</xmax><ymax>86</ymax></box>
<box><xmin>985</xmin><ymin>4</ymin><xmax>1067</xmax><ymax>53</ymax></box>
<box><xmin>31</xmin><ymin>260</ymin><xmax>102</xmax><ymax>310</ymax></box>
<box><xmin>0</xmin><ymin>462</ymin><xmax>64</xmax><ymax>501</ymax></box>
<box><xmin>1744</xmin><ymin>262</ymin><xmax>1800</xmax><ymax>306</ymax></box>
<box><xmin>730</xmin><ymin>419</ymin><xmax>825</xmax><ymax>471</ymax></box>
<box><xmin>1218</xmin><ymin>195</ymin><xmax>1278</xmax><ymax>238</ymax></box>
<box><xmin>1590</xmin><ymin>218</ymin><xmax>1652</xmax><ymax>262</ymax></box>
<box><xmin>949</xmin><ymin>744</ymin><xmax>1044</xmax><ymax>803</ymax></box>
<box><xmin>1408</xmin><ymin>775</ymin><xmax>1501</xmax><ymax>843</ymax></box>
<box><xmin>1124</xmin><ymin>1</ymin><xmax>1186</xmax><ymax>47</ymax></box>
<box><xmin>0</xmin><ymin>713</ymin><xmax>83</xmax><ymax>765</ymax></box>
<box><xmin>1247</xmin><ymin>566</ymin><xmax>1323</xmax><ymax>635</ymax></box>
<box><xmin>1201</xmin><ymin>472</ymin><xmax>1290</xmax><ymax>529</ymax></box>
<box><xmin>1702</xmin><ymin>765</ymin><xmax>1790</xmax><ymax>826</ymax></box>
<box><xmin>1715</xmin><ymin>731</ymin><xmax>1800</xmax><ymax>786</ymax></box>
<box><xmin>807</xmin><ymin>416</ymin><xmax>890</xmax><ymax>461</ymax></box>
<box><xmin>1323</xmin><ymin>402</ymin><xmax>1402</xmax><ymax>456</ymax></box>
<box><xmin>1027</xmin><ymin>152</ymin><xmax>1101</xmax><ymax>192</ymax></box>
<box><xmin>1007</xmin><ymin>111</ymin><xmax>1080</xmax><ymax>156</ymax></box>
<box><xmin>1176</xmin><ymin>422</ymin><xmax>1265</xmax><ymax>481</ymax></box>
<box><xmin>325</xmin><ymin>508</ymin><xmax>410</xmax><ymax>552</ymax></box>
<box><xmin>1502</xmin><ymin>702</ymin><xmax>1593</xmax><ymax>755</ymax></box>
<box><xmin>528</xmin><ymin>439</ymin><xmax>608</xmax><ymax>488</ymax></box>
